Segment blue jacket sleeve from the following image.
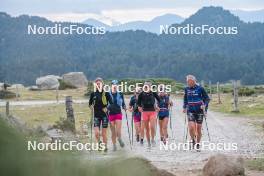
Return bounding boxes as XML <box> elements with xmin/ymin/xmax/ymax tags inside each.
<box><xmin>201</xmin><ymin>87</ymin><xmax>210</xmax><ymax>111</ymax></box>
<box><xmin>183</xmin><ymin>88</ymin><xmax>188</xmax><ymax>109</ymax></box>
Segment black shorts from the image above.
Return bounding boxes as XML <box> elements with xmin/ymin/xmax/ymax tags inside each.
<box><xmin>187</xmin><ymin>112</ymin><xmax>204</xmax><ymax>124</ymax></box>
<box><xmin>158</xmin><ymin>115</ymin><xmax>169</xmax><ymax>121</ymax></box>
<box><xmin>94</xmin><ymin>116</ymin><xmax>109</xmax><ymax>128</ymax></box>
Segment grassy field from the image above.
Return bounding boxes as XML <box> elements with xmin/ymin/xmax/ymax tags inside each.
<box><xmin>210</xmin><ymin>93</ymin><xmax>264</xmax><ymax>118</ymax></box>
<box><xmin>7</xmin><ymin>87</ymin><xmax>88</xmax><ymax>101</ymax></box>
<box><xmin>0</xmin><ymin>103</ymin><xmax>91</xmax><ymax>135</ymax></box>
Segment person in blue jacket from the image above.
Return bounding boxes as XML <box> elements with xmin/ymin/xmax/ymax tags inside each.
<box><xmin>183</xmin><ymin>75</ymin><xmax>210</xmax><ymax>149</ymax></box>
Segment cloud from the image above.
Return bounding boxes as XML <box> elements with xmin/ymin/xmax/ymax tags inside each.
<box><xmin>1</xmin><ymin>0</ymin><xmax>264</xmax><ymax>22</ymax></box>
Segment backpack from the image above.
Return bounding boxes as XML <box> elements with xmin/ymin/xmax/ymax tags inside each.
<box><xmin>110</xmin><ymin>92</ymin><xmax>123</xmax><ymax>107</ymax></box>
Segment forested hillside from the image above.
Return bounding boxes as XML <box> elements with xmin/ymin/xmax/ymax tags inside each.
<box><xmin>0</xmin><ymin>6</ymin><xmax>264</xmax><ymax>85</ymax></box>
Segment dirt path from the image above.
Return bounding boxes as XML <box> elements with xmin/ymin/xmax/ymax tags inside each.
<box><xmin>112</xmin><ymin>98</ymin><xmax>264</xmax><ymax>175</ymax></box>
<box><xmin>2</xmin><ymin>98</ymin><xmax>263</xmax><ymax>175</ymax></box>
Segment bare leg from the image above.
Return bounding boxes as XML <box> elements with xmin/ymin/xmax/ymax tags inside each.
<box><xmin>144</xmin><ymin>120</ymin><xmax>150</xmax><ymax>143</ymax></box>
<box><xmin>162</xmin><ymin>117</ymin><xmax>169</xmax><ymax>139</ymax></box>
<box><xmin>188</xmin><ymin>121</ymin><xmax>196</xmax><ymax>141</ymax></box>
<box><xmin>116</xmin><ymin>120</ymin><xmax>122</xmax><ymax>139</ymax></box>
<box><xmin>196</xmin><ymin>123</ymin><xmax>202</xmax><ymax>143</ymax></box>
<box><xmin>94</xmin><ymin>127</ymin><xmax>100</xmax><ymax>143</ymax></box>
<box><xmin>110</xmin><ymin>121</ymin><xmax>116</xmax><ymax>144</ymax></box>
<box><xmin>159</xmin><ymin>120</ymin><xmax>163</xmax><ymax>140</ymax></box>
<box><xmin>101</xmin><ymin>128</ymin><xmax>108</xmax><ymax>146</ymax></box>
<box><xmin>150</xmin><ymin>115</ymin><xmax>156</xmax><ymax>141</ymax></box>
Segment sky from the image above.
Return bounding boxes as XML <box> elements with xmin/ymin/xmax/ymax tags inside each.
<box><xmin>1</xmin><ymin>0</ymin><xmax>264</xmax><ymax>25</ymax></box>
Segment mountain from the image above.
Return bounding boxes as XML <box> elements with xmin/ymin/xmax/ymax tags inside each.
<box><xmin>1</xmin><ymin>6</ymin><xmax>264</xmax><ymax>85</ymax></box>
<box><xmin>182</xmin><ymin>6</ymin><xmax>242</xmax><ymax>25</ymax></box>
<box><xmin>82</xmin><ymin>14</ymin><xmax>184</xmax><ymax>34</ymax></box>
<box><xmin>232</xmin><ymin>9</ymin><xmax>264</xmax><ymax>23</ymax></box>
<box><xmin>83</xmin><ymin>18</ymin><xmax>110</xmax><ymax>29</ymax></box>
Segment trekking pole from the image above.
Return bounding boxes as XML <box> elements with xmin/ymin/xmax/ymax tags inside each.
<box><xmin>125</xmin><ymin>111</ymin><xmax>132</xmax><ymax>150</ymax></box>
<box><xmin>131</xmin><ymin>112</ymin><xmax>134</xmax><ymax>145</ymax></box>
<box><xmin>183</xmin><ymin>112</ymin><xmax>187</xmax><ymax>142</ymax></box>
<box><xmin>185</xmin><ymin>113</ymin><xmax>189</xmax><ymax>143</ymax></box>
<box><xmin>169</xmin><ymin>106</ymin><xmax>173</xmax><ymax>139</ymax></box>
<box><xmin>90</xmin><ymin>103</ymin><xmax>94</xmax><ymax>145</ymax></box>
<box><xmin>203</xmin><ymin>113</ymin><xmax>211</xmax><ymax>142</ymax></box>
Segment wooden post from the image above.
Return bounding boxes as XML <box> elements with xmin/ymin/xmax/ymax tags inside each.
<box><xmin>232</xmin><ymin>80</ymin><xmax>239</xmax><ymax>112</ymax></box>
<box><xmin>65</xmin><ymin>96</ymin><xmax>75</xmax><ymax>124</ymax></box>
<box><xmin>217</xmin><ymin>82</ymin><xmax>221</xmax><ymax>104</ymax></box>
<box><xmin>201</xmin><ymin>80</ymin><xmax>205</xmax><ymax>87</ymax></box>
<box><xmin>16</xmin><ymin>85</ymin><xmax>19</xmax><ymax>101</ymax></box>
<box><xmin>56</xmin><ymin>87</ymin><xmax>59</xmax><ymax>103</ymax></box>
<box><xmin>6</xmin><ymin>101</ymin><xmax>9</xmax><ymax>116</ymax></box>
<box><xmin>209</xmin><ymin>81</ymin><xmax>212</xmax><ymax>100</ymax></box>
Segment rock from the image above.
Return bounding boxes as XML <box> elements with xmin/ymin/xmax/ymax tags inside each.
<box><xmin>203</xmin><ymin>154</ymin><xmax>245</xmax><ymax>176</ymax></box>
<box><xmin>62</xmin><ymin>72</ymin><xmax>88</xmax><ymax>88</ymax></box>
<box><xmin>0</xmin><ymin>83</ymin><xmax>4</xmax><ymax>90</ymax></box>
<box><xmin>10</xmin><ymin>84</ymin><xmax>25</xmax><ymax>89</ymax></box>
<box><xmin>36</xmin><ymin>75</ymin><xmax>60</xmax><ymax>90</ymax></box>
<box><xmin>28</xmin><ymin>85</ymin><xmax>41</xmax><ymax>91</ymax></box>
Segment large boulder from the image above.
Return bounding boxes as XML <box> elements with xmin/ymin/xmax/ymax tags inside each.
<box><xmin>36</xmin><ymin>75</ymin><xmax>60</xmax><ymax>90</ymax></box>
<box><xmin>11</xmin><ymin>84</ymin><xmax>25</xmax><ymax>89</ymax></box>
<box><xmin>203</xmin><ymin>154</ymin><xmax>245</xmax><ymax>176</ymax></box>
<box><xmin>62</xmin><ymin>72</ymin><xmax>88</xmax><ymax>88</ymax></box>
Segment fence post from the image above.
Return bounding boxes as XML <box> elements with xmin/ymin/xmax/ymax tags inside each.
<box><xmin>16</xmin><ymin>85</ymin><xmax>19</xmax><ymax>101</ymax></box>
<box><xmin>65</xmin><ymin>96</ymin><xmax>75</xmax><ymax>125</ymax></box>
<box><xmin>232</xmin><ymin>80</ymin><xmax>239</xmax><ymax>112</ymax></box>
<box><xmin>6</xmin><ymin>101</ymin><xmax>9</xmax><ymax>116</ymax></box>
<box><xmin>217</xmin><ymin>82</ymin><xmax>222</xmax><ymax>104</ymax></box>
<box><xmin>56</xmin><ymin>87</ymin><xmax>59</xmax><ymax>103</ymax></box>
<box><xmin>209</xmin><ymin>80</ymin><xmax>212</xmax><ymax>100</ymax></box>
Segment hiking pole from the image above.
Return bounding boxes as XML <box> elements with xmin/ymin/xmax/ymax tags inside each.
<box><xmin>125</xmin><ymin>110</ymin><xmax>132</xmax><ymax>150</ymax></box>
<box><xmin>185</xmin><ymin>113</ymin><xmax>189</xmax><ymax>143</ymax></box>
<box><xmin>131</xmin><ymin>112</ymin><xmax>134</xmax><ymax>145</ymax></box>
<box><xmin>183</xmin><ymin>112</ymin><xmax>187</xmax><ymax>142</ymax></box>
<box><xmin>91</xmin><ymin>106</ymin><xmax>93</xmax><ymax>144</ymax></box>
<box><xmin>169</xmin><ymin>106</ymin><xmax>173</xmax><ymax>139</ymax></box>
<box><xmin>203</xmin><ymin>113</ymin><xmax>211</xmax><ymax>142</ymax></box>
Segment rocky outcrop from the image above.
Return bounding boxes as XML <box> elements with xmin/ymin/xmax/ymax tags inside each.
<box><xmin>203</xmin><ymin>154</ymin><xmax>245</xmax><ymax>176</ymax></box>
<box><xmin>36</xmin><ymin>75</ymin><xmax>60</xmax><ymax>90</ymax></box>
<box><xmin>62</xmin><ymin>72</ymin><xmax>88</xmax><ymax>88</ymax></box>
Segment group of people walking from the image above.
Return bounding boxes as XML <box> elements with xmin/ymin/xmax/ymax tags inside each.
<box><xmin>88</xmin><ymin>75</ymin><xmax>210</xmax><ymax>152</ymax></box>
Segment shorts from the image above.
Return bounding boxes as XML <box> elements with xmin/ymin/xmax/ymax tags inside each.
<box><xmin>133</xmin><ymin>113</ymin><xmax>141</xmax><ymax>123</ymax></box>
<box><xmin>158</xmin><ymin>110</ymin><xmax>169</xmax><ymax>120</ymax></box>
<box><xmin>109</xmin><ymin>113</ymin><xmax>122</xmax><ymax>122</ymax></box>
<box><xmin>142</xmin><ymin>111</ymin><xmax>156</xmax><ymax>121</ymax></box>
<box><xmin>187</xmin><ymin>112</ymin><xmax>204</xmax><ymax>124</ymax></box>
<box><xmin>94</xmin><ymin>116</ymin><xmax>109</xmax><ymax>128</ymax></box>
<box><xmin>158</xmin><ymin>115</ymin><xmax>169</xmax><ymax>121</ymax></box>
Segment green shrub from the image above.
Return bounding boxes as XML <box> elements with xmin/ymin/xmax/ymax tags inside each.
<box><xmin>238</xmin><ymin>87</ymin><xmax>255</xmax><ymax>96</ymax></box>
<box><xmin>0</xmin><ymin>90</ymin><xmax>16</xmax><ymax>99</ymax></box>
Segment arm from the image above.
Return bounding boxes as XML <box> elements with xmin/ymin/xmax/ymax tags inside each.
<box><xmin>121</xmin><ymin>93</ymin><xmax>126</xmax><ymax>109</ymax></box>
<box><xmin>183</xmin><ymin>88</ymin><xmax>188</xmax><ymax>109</ymax></box>
<box><xmin>137</xmin><ymin>93</ymin><xmax>142</xmax><ymax>107</ymax></box>
<box><xmin>106</xmin><ymin>92</ymin><xmax>113</xmax><ymax>106</ymax></box>
<box><xmin>89</xmin><ymin>92</ymin><xmax>94</xmax><ymax>106</ymax></box>
<box><xmin>201</xmin><ymin>87</ymin><xmax>210</xmax><ymax>111</ymax></box>
<box><xmin>154</xmin><ymin>92</ymin><xmax>161</xmax><ymax>103</ymax></box>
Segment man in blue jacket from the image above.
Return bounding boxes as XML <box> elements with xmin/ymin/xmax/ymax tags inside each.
<box><xmin>183</xmin><ymin>75</ymin><xmax>210</xmax><ymax>149</ymax></box>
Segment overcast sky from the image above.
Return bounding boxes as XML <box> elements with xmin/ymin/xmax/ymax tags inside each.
<box><xmin>1</xmin><ymin>0</ymin><xmax>264</xmax><ymax>24</ymax></box>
